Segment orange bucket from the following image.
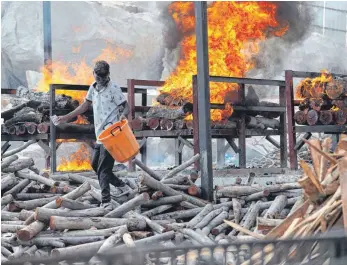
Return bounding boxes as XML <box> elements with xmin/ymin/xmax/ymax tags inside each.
<box><xmin>97</xmin><ymin>120</ymin><xmax>139</xmax><ymax>163</ymax></box>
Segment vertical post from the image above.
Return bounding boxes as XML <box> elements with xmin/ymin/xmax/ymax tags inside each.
<box><xmin>192</xmin><ymin>75</ymin><xmax>200</xmax><ymax>171</ymax></box>
<box><xmin>195</xmin><ymin>1</ymin><xmax>213</xmax><ymax>201</ymax></box>
<box><xmin>238</xmin><ymin>84</ymin><xmax>246</xmax><ymax>168</ymax></box>
<box><xmin>141</xmin><ymin>138</ymin><xmax>147</xmax><ymax>165</ymax></box>
<box><xmin>216</xmin><ymin>139</ymin><xmax>225</xmax><ymax>168</ymax></box>
<box><xmin>279</xmin><ymin>85</ymin><xmax>288</xmax><ymax>168</ymax></box>
<box><xmin>175</xmin><ymin>139</ymin><xmax>182</xmax><ymax>166</ymax></box>
<box><xmin>285</xmin><ymin>70</ymin><xmax>298</xmax><ymax>170</ymax></box>
<box><xmin>43</xmin><ymin>1</ymin><xmax>52</xmax><ymax>77</ymax></box>
<box><xmin>50</xmin><ymin>85</ymin><xmax>57</xmax><ymax>173</ymax></box>
<box><xmin>127</xmin><ymin>79</ymin><xmax>136</xmax><ymax>171</ymax></box>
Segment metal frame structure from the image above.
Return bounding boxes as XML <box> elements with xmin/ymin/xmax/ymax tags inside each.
<box><xmin>285</xmin><ymin>70</ymin><xmax>347</xmax><ymax>170</ymax></box>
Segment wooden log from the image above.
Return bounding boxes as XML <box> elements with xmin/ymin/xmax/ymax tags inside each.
<box><xmin>142</xmin><ymin>205</ymin><xmax>173</xmax><ymax>218</ymax></box>
<box><xmin>180</xmin><ymin>201</ymin><xmax>198</xmax><ymax>209</ymax></box>
<box><xmin>185</xmin><ymin>120</ymin><xmax>194</xmax><ymax>130</ymax></box>
<box><xmin>256</xmin><ymin>217</ymin><xmax>283</xmax><ymax>230</ymax></box>
<box><xmin>146</xmin><ymin>103</ymin><xmax>193</xmax><ymax>119</ymax></box>
<box><xmin>140</xmin><ymin>174</ymin><xmax>207</xmax><ymax>207</ymax></box>
<box><xmin>8</xmin><ymin>196</ymin><xmax>59</xmax><ymax>211</ymax></box>
<box><xmin>15</xmin><ymin>193</ymin><xmax>57</xmax><ymax>200</ymax></box>
<box><xmin>7</xmin><ymin>126</ymin><xmax>16</xmax><ymax>135</ymax></box>
<box><xmin>245</xmin><ymin>116</ymin><xmax>280</xmax><ymax>130</ymax></box>
<box><xmin>1</xmin><ymin>221</ymin><xmax>25</xmax><ymax>225</ymax></box>
<box><xmin>8</xmin><ymin>246</ymin><xmax>29</xmax><ymax>260</ymax></box>
<box><xmin>181</xmin><ymin>228</ymin><xmax>215</xmax><ymax>245</ymax></box>
<box><xmin>1</xmin><ymin>175</ymin><xmax>17</xmax><ymax>190</ymax></box>
<box><xmin>93</xmin><ymin>225</ymin><xmax>128</xmax><ymax>255</ymax></box>
<box><xmin>195</xmin><ymin>208</ymin><xmax>226</xmax><ymax>229</ymax></box>
<box><xmin>152</xmin><ymin>207</ymin><xmax>204</xmax><ymax>220</ymax></box>
<box><xmin>187</xmin><ymin>185</ymin><xmax>201</xmax><ymax>197</ymax></box>
<box><xmin>202</xmin><ymin>211</ymin><xmax>229</xmax><ymax>235</ymax></box>
<box><xmin>162</xmin><ymin>175</ymin><xmax>190</xmax><ymax>185</ymax></box>
<box><xmin>242</xmin><ymin>201</ymin><xmax>261</xmax><ymax>233</ymax></box>
<box><xmin>1</xmin><ymin>155</ymin><xmax>18</xmax><ymax>169</ymax></box>
<box><xmin>1</xmin><ymin>224</ymin><xmax>26</xmax><ymax>233</ymax></box>
<box><xmin>211</xmin><ymin>223</ymin><xmax>230</xmax><ymax>236</ymax></box>
<box><xmin>175</xmin><ymin>119</ymin><xmax>186</xmax><ymax>129</ymax></box>
<box><xmin>151</xmin><ymin>191</ymin><xmax>164</xmax><ymax>200</ymax></box>
<box><xmin>3</xmin><ymin>179</ymin><xmax>30</xmax><ymax>197</ymax></box>
<box><xmin>320</xmin><ymin>137</ymin><xmax>332</xmax><ymax>182</ymax></box>
<box><xmin>105</xmin><ymin>193</ymin><xmax>150</xmax><ymax>218</ymax></box>
<box><xmin>1</xmin><ymin>246</ymin><xmax>12</xmax><ymax>257</ymax></box>
<box><xmin>51</xmin><ymin>240</ymin><xmax>105</xmax><ymax>258</ymax></box>
<box><xmin>122</xmin><ymin>233</ymin><xmax>135</xmax><ymax>247</ymax></box>
<box><xmin>16</xmin><ymin>221</ymin><xmax>46</xmax><ymax>241</ymax></box>
<box><xmin>142</xmin><ymin>195</ymin><xmax>184</xmax><ymax>208</ymax></box>
<box><xmin>5</xmin><ymin>112</ymin><xmax>42</xmax><ymax>128</ymax></box>
<box><xmin>278</xmin><ymin>208</ymin><xmax>290</xmax><ymax>219</ymax></box>
<box><xmin>187</xmin><ymin>204</ymin><xmax>213</xmax><ymax>228</ymax></box>
<box><xmin>326</xmin><ymin>79</ymin><xmax>346</xmax><ymax>99</ymax></box>
<box><xmin>166</xmin><ymin>184</ymin><xmax>191</xmax><ymax>190</ymax></box>
<box><xmin>308</xmin><ymin>138</ymin><xmax>323</xmax><ymax>178</ymax></box>
<box><xmin>1</xmin><ymin>194</ymin><xmax>14</xmax><ymax>206</ymax></box>
<box><xmin>232</xmin><ymin>198</ymin><xmax>242</xmax><ymax>224</ymax></box>
<box><xmin>306</xmin><ymin>109</ymin><xmax>319</xmax><ymax>125</ymax></box>
<box><xmin>34</xmin><ymin>207</ymin><xmax>106</xmax><ymax>222</ymax></box>
<box><xmin>129</xmin><ymin>231</ymin><xmax>154</xmax><ymax>239</ymax></box>
<box><xmin>319</xmin><ymin>110</ymin><xmax>334</xmax><ymax>125</ymax></box>
<box><xmin>294</xmin><ymin>110</ymin><xmax>307</xmax><ymax>125</ymax></box>
<box><xmin>334</xmin><ymin>109</ymin><xmax>347</xmax><ymax>125</ymax></box>
<box><xmin>15</xmin><ymin>171</ymin><xmax>58</xmax><ymax>188</ymax></box>
<box><xmin>2</xmin><ymin>158</ymin><xmax>34</xmax><ymax>173</ymax></box>
<box><xmin>19</xmin><ymin>210</ymin><xmax>34</xmax><ymax>221</ymax></box>
<box><xmin>216</xmin><ymin>186</ymin><xmax>260</xmax><ymax>197</ymax></box>
<box><xmin>224</xmin><ymin>220</ymin><xmax>264</xmax><ymax>239</ymax></box>
<box><xmin>25</xmin><ymin>122</ymin><xmax>37</xmax><ymax>135</ymax></box>
<box><xmin>37</xmin><ymin>227</ymin><xmax>121</xmax><ymax>238</ymax></box>
<box><xmin>244</xmin><ymin>189</ymin><xmax>270</xmax><ymax>201</ymax></box>
<box><xmin>22</xmin><ymin>245</ymin><xmax>37</xmax><ymax>258</ymax></box>
<box><xmin>37</xmin><ymin>122</ymin><xmax>49</xmax><ymax>133</ymax></box>
<box><xmin>161</xmin><ymin>153</ymin><xmax>201</xmax><ymax>181</ymax></box>
<box><xmin>264</xmin><ymin>195</ymin><xmax>287</xmax><ymax>219</ymax></box>
<box><xmin>133</xmin><ymin>159</ymin><xmax>162</xmax><ymax>181</ymax></box>
<box><xmin>160</xmin><ymin>119</ymin><xmax>174</xmax><ymax>130</ymax></box>
<box><xmin>147</xmin><ymin>118</ymin><xmax>160</xmax><ymax>130</ymax></box>
<box><xmin>56</xmin><ymin>197</ymin><xmax>95</xmax><ymax>210</ymax></box>
<box><xmin>131</xmin><ymin>212</ymin><xmax>166</xmax><ymax>234</ymax></box>
<box><xmin>129</xmin><ymin>117</ymin><xmax>147</xmax><ymax>131</ymax></box>
<box><xmin>49</xmin><ymin>216</ymin><xmax>128</xmax><ymax>230</ymax></box>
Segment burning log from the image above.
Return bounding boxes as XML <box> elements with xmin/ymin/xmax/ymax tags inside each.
<box><xmin>306</xmin><ymin>109</ymin><xmax>319</xmax><ymax>125</ymax></box>
<box><xmin>325</xmin><ymin>78</ymin><xmax>347</xmax><ymax>99</ymax></box>
<box><xmin>146</xmin><ymin>103</ymin><xmax>193</xmax><ymax>120</ymax></box>
<box><xmin>309</xmin><ymin>98</ymin><xmax>331</xmax><ymax>111</ymax></box>
<box><xmin>2</xmin><ymin>158</ymin><xmax>34</xmax><ymax>173</ymax></box>
<box><xmin>319</xmin><ymin>110</ymin><xmax>334</xmax><ymax>125</ymax></box>
<box><xmin>310</xmin><ymin>82</ymin><xmax>325</xmax><ymax>98</ymax></box>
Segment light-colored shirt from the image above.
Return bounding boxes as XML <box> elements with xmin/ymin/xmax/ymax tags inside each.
<box><xmin>86</xmin><ymin>81</ymin><xmax>126</xmax><ymax>143</ymax></box>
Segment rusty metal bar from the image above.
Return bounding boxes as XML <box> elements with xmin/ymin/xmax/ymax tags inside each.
<box><xmin>132</xmin><ymin>80</ymin><xmax>165</xmax><ymax>87</ymax></box>
<box><xmin>285</xmin><ymin>70</ymin><xmax>297</xmax><ymax>170</ymax></box>
<box><xmin>279</xmin><ymin>85</ymin><xmax>288</xmax><ymax>168</ymax></box>
<box><xmin>238</xmin><ymin>83</ymin><xmax>246</xmax><ymax>168</ymax></box>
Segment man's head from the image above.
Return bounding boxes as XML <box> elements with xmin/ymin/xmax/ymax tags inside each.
<box><xmin>93</xmin><ymin>61</ymin><xmax>110</xmax><ymax>88</ymax></box>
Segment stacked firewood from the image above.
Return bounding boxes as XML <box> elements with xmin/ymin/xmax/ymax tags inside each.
<box><xmin>1</xmin><ymin>137</ymin><xmax>345</xmax><ymax>264</ymax></box>
<box><xmin>295</xmin><ymin>77</ymin><xmax>347</xmax><ymax>125</ymax></box>
<box><xmin>1</xmin><ymin>86</ymin><xmax>89</xmax><ymax>136</ymax></box>
<box><xmin>130</xmin><ymin>87</ymin><xmax>281</xmax><ymax>132</ymax></box>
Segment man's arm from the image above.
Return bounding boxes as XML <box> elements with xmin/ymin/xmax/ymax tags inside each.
<box><xmin>119</xmin><ymin>101</ymin><xmax>130</xmax><ymax>120</ymax></box>
<box><xmin>55</xmin><ymin>100</ymin><xmax>92</xmax><ymax>124</ymax></box>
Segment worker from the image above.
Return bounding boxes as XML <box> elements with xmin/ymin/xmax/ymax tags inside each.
<box><xmin>52</xmin><ymin>60</ymin><xmax>129</xmax><ymax>210</ymax></box>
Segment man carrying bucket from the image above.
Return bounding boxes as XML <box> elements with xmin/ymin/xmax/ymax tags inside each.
<box><xmin>52</xmin><ymin>61</ymin><xmax>129</xmax><ymax>210</ymax></box>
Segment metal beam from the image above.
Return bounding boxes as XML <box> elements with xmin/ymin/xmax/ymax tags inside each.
<box><xmin>195</xmin><ymin>1</ymin><xmax>213</xmax><ymax>201</ymax></box>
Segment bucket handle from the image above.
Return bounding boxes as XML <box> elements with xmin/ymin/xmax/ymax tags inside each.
<box><xmin>103</xmin><ymin>122</ymin><xmax>113</xmax><ymax>130</ymax></box>
<box><xmin>111</xmin><ymin>126</ymin><xmax>122</xmax><ymax>136</ymax></box>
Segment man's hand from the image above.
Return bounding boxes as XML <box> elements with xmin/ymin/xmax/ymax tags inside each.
<box><xmin>51</xmin><ymin>115</ymin><xmax>69</xmax><ymax>125</ymax></box>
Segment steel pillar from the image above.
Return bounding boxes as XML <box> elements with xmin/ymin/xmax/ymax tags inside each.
<box><xmin>43</xmin><ymin>1</ymin><xmax>52</xmax><ymax>75</ymax></box>
<box><xmin>195</xmin><ymin>1</ymin><xmax>213</xmax><ymax>201</ymax></box>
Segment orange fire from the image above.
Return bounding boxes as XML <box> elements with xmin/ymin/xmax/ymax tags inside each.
<box><xmin>34</xmin><ymin>43</ymin><xmax>132</xmax><ymax>103</ymax></box>
<box><xmin>295</xmin><ymin>70</ymin><xmax>333</xmax><ymax>99</ymax></box>
<box><xmin>72</xmin><ymin>115</ymin><xmax>89</xmax><ymax>124</ymax></box>
<box><xmin>57</xmin><ymin>143</ymin><xmax>92</xmax><ymax>172</ymax></box>
<box><xmin>160</xmin><ymin>1</ymin><xmax>288</xmax><ymax>121</ymax></box>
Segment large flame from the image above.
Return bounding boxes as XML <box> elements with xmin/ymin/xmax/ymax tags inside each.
<box><xmin>35</xmin><ymin>43</ymin><xmax>132</xmax><ymax>103</ymax></box>
<box><xmin>160</xmin><ymin>1</ymin><xmax>288</xmax><ymax>120</ymax></box>
<box><xmin>295</xmin><ymin>70</ymin><xmax>333</xmax><ymax>99</ymax></box>
<box><xmin>57</xmin><ymin>143</ymin><xmax>92</xmax><ymax>172</ymax></box>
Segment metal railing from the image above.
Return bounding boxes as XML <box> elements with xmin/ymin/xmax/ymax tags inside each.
<box><xmin>4</xmin><ymin>234</ymin><xmax>347</xmax><ymax>265</ymax></box>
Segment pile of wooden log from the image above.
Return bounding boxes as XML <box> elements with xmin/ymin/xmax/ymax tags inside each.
<box><xmin>1</xmin><ymin>137</ymin><xmax>345</xmax><ymax>264</ymax></box>
<box><xmin>131</xmin><ymin>86</ymin><xmax>281</xmax><ymax>131</ymax></box>
<box><xmin>1</xmin><ymin>86</ymin><xmax>90</xmax><ymax>136</ymax></box>
<box><xmin>295</xmin><ymin>77</ymin><xmax>347</xmax><ymax>125</ymax></box>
